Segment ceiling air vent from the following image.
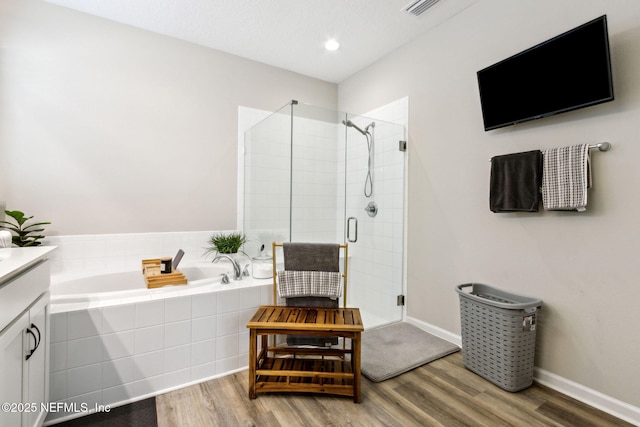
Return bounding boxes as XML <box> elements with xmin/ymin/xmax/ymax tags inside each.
<box><xmin>402</xmin><ymin>0</ymin><xmax>440</xmax><ymax>17</ymax></box>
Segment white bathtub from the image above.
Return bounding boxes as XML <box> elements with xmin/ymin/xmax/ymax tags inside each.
<box><xmin>49</xmin><ymin>263</ymin><xmax>267</xmax><ymax>313</ymax></box>
<box><xmin>47</xmin><ymin>262</ymin><xmax>273</xmax><ymax>424</ymax></box>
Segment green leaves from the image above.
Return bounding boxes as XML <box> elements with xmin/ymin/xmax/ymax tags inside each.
<box><xmin>0</xmin><ymin>210</ymin><xmax>51</xmax><ymax>247</ymax></box>
<box><xmin>206</xmin><ymin>232</ymin><xmax>247</xmax><ymax>255</ymax></box>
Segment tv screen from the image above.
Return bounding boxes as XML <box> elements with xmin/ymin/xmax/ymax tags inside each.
<box><xmin>477</xmin><ymin>15</ymin><xmax>614</xmax><ymax>131</ymax></box>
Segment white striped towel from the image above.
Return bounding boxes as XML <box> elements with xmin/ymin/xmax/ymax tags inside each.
<box><xmin>542</xmin><ymin>144</ymin><xmax>591</xmax><ymax>211</ymax></box>
<box><xmin>277</xmin><ymin>270</ymin><xmax>342</xmax><ymax>298</ymax></box>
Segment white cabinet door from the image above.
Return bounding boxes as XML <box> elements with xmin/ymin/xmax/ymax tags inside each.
<box><xmin>25</xmin><ymin>295</ymin><xmax>49</xmax><ymax>427</ymax></box>
<box><xmin>0</xmin><ymin>312</ymin><xmax>28</xmax><ymax>427</ymax></box>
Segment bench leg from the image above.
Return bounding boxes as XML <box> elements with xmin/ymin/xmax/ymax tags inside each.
<box><xmin>352</xmin><ymin>333</ymin><xmax>361</xmax><ymax>403</ymax></box>
<box><xmin>249</xmin><ymin>328</ymin><xmax>257</xmax><ymax>399</ymax></box>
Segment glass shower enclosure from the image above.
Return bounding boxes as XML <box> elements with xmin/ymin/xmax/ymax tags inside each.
<box><xmin>243</xmin><ymin>101</ymin><xmax>405</xmax><ymax>328</ymax></box>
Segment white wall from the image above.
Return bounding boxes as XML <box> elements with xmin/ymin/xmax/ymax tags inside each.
<box><xmin>339</xmin><ymin>0</ymin><xmax>640</xmax><ymax>410</ymax></box>
<box><xmin>0</xmin><ymin>0</ymin><xmax>337</xmax><ymax>235</ymax></box>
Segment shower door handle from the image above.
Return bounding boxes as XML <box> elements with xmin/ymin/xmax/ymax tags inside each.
<box><xmin>347</xmin><ymin>217</ymin><xmax>358</xmax><ymax>242</ymax></box>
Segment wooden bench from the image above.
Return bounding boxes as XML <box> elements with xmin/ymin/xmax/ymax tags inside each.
<box><xmin>247</xmin><ymin>305</ymin><xmax>364</xmax><ymax>403</ymax></box>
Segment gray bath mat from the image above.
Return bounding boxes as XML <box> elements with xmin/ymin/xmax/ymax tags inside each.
<box><xmin>361</xmin><ymin>322</ymin><xmax>459</xmax><ymax>382</ymax></box>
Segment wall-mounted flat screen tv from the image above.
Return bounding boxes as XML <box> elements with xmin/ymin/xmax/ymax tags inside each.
<box><xmin>477</xmin><ymin>15</ymin><xmax>614</xmax><ymax>131</ymax></box>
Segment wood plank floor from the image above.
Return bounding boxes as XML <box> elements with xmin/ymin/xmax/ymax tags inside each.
<box><xmin>156</xmin><ymin>352</ymin><xmax>631</xmax><ymax>427</ymax></box>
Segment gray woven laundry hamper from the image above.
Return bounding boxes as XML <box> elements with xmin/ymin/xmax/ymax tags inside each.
<box><xmin>456</xmin><ymin>283</ymin><xmax>542</xmax><ymax>392</ymax></box>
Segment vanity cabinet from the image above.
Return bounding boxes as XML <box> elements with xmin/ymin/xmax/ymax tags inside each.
<box><xmin>0</xmin><ymin>258</ymin><xmax>52</xmax><ymax>427</ymax></box>
<box><xmin>0</xmin><ymin>310</ymin><xmax>29</xmax><ymax>427</ymax></box>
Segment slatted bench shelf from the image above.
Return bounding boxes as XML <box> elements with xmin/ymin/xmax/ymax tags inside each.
<box><xmin>247</xmin><ymin>305</ymin><xmax>364</xmax><ymax>402</ymax></box>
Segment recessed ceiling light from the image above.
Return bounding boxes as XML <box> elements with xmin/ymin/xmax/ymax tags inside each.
<box><xmin>325</xmin><ymin>39</ymin><xmax>340</xmax><ymax>51</ymax></box>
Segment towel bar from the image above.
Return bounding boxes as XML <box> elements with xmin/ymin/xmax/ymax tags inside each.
<box><xmin>589</xmin><ymin>142</ymin><xmax>611</xmax><ymax>151</ymax></box>
<box><xmin>490</xmin><ymin>142</ymin><xmax>611</xmax><ymax>161</ymax></box>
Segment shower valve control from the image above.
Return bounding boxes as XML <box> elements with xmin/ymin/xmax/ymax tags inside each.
<box><xmin>365</xmin><ymin>202</ymin><xmax>378</xmax><ymax>217</ymax></box>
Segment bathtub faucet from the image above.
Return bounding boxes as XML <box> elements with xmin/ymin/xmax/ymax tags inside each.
<box><xmin>212</xmin><ymin>254</ymin><xmax>242</xmax><ymax>280</ymax></box>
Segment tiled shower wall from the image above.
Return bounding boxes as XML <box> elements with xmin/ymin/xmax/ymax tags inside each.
<box><xmin>243</xmin><ymin>110</ymin><xmax>294</xmax><ymax>252</ymax></box>
<box><xmin>291</xmin><ymin>116</ymin><xmax>340</xmax><ymax>243</ymax></box>
<box><xmin>243</xmin><ymin>108</ymin><xmax>341</xmax><ymax>253</ymax></box>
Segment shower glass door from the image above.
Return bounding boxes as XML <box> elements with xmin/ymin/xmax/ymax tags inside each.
<box><xmin>342</xmin><ymin>114</ymin><xmax>405</xmax><ymax>328</ymax></box>
<box><xmin>244</xmin><ymin>101</ymin><xmax>405</xmax><ymax>328</ymax></box>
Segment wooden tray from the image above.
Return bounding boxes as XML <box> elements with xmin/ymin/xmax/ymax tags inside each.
<box><xmin>142</xmin><ymin>258</ymin><xmax>188</xmax><ymax>289</ymax></box>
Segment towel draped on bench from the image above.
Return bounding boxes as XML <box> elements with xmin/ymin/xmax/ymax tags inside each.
<box><xmin>277</xmin><ymin>270</ymin><xmax>342</xmax><ymax>298</ymax></box>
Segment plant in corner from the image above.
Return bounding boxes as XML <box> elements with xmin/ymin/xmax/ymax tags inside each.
<box><xmin>0</xmin><ymin>210</ymin><xmax>51</xmax><ymax>247</ymax></box>
<box><xmin>205</xmin><ymin>231</ymin><xmax>247</xmax><ymax>256</ymax></box>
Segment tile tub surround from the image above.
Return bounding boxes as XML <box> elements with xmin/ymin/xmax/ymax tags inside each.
<box><xmin>47</xmin><ymin>282</ymin><xmax>272</xmax><ymax>423</ymax></box>
<box><xmin>44</xmin><ymin>230</ymin><xmax>274</xmax><ymax>423</ymax></box>
<box><xmin>44</xmin><ymin>231</ymin><xmax>222</xmax><ymax>275</ymax></box>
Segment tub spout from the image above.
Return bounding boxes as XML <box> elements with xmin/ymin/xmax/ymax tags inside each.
<box><xmin>212</xmin><ymin>254</ymin><xmax>242</xmax><ymax>280</ymax></box>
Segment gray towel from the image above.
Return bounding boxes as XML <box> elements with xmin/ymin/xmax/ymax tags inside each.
<box><xmin>283</xmin><ymin>242</ymin><xmax>339</xmax><ymax>272</ymax></box>
<box><xmin>542</xmin><ymin>144</ymin><xmax>590</xmax><ymax>211</ymax></box>
<box><xmin>490</xmin><ymin>150</ymin><xmax>542</xmax><ymax>212</ymax></box>
<box><xmin>281</xmin><ymin>242</ymin><xmax>341</xmax><ymax>347</ymax></box>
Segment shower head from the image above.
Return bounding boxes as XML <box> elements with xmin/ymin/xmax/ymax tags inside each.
<box><xmin>342</xmin><ymin>119</ymin><xmax>368</xmax><ymax>136</ymax></box>
<box><xmin>343</xmin><ymin>118</ymin><xmax>376</xmax><ymax>198</ymax></box>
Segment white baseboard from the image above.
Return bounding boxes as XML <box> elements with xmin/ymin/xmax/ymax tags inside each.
<box><xmin>534</xmin><ymin>367</ymin><xmax>640</xmax><ymax>426</ymax></box>
<box><xmin>405</xmin><ymin>316</ymin><xmax>640</xmax><ymax>426</ymax></box>
<box><xmin>405</xmin><ymin>316</ymin><xmax>462</xmax><ymax>347</ymax></box>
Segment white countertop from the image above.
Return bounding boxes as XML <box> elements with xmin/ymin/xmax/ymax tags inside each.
<box><xmin>0</xmin><ymin>246</ymin><xmax>57</xmax><ymax>284</ymax></box>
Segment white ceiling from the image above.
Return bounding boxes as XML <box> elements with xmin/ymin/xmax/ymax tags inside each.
<box><xmin>42</xmin><ymin>0</ymin><xmax>478</xmax><ymax>83</ymax></box>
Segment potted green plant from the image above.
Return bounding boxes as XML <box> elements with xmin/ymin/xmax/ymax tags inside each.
<box><xmin>0</xmin><ymin>210</ymin><xmax>51</xmax><ymax>247</ymax></box>
<box><xmin>205</xmin><ymin>231</ymin><xmax>247</xmax><ymax>256</ymax></box>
